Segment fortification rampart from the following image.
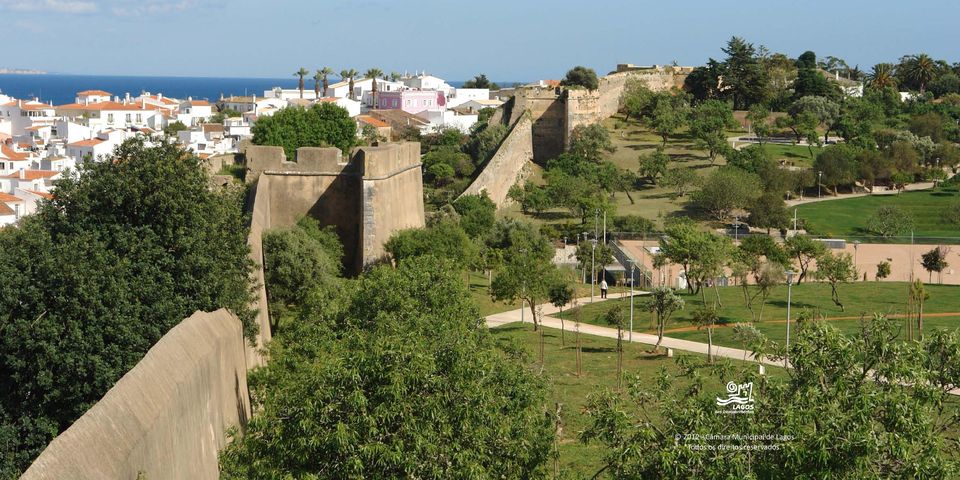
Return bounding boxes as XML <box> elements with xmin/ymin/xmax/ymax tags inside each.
<box><xmin>245</xmin><ymin>142</ymin><xmax>424</xmax><ymax>272</ymax></box>
<box><xmin>20</xmin><ymin>309</ymin><xmax>252</xmax><ymax>480</ymax></box>
<box><xmin>459</xmin><ymin>114</ymin><xmax>534</xmax><ymax>208</ymax></box>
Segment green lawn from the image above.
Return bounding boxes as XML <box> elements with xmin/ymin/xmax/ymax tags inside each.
<box><xmin>488</xmin><ymin>322</ymin><xmax>783</xmax><ymax>477</ymax></box>
<box><xmin>556</xmin><ymin>282</ymin><xmax>960</xmax><ymax>349</ymax></box>
<box><xmin>469</xmin><ymin>270</ymin><xmax>629</xmax><ymax>317</ymax></box>
<box><xmin>760</xmin><ymin>143</ymin><xmax>821</xmax><ymax>167</ymax></box>
<box><xmin>796</xmin><ymin>188</ymin><xmax>960</xmax><ymax>241</ymax></box>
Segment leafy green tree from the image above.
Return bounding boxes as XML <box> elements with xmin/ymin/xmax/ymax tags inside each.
<box><xmin>0</xmin><ymin>138</ymin><xmax>254</xmax><ymax>476</ymax></box>
<box><xmin>581</xmin><ymin>314</ymin><xmax>960</xmax><ymax>478</ymax></box>
<box><xmin>463</xmin><ymin>74</ymin><xmax>499</xmax><ymax>90</ymax></box>
<box><xmin>489</xmin><ymin>221</ymin><xmax>560</xmax><ymax>330</ymax></box>
<box><xmin>866</xmin><ymin>206</ymin><xmax>914</xmax><ymax>237</ymax></box>
<box><xmin>793</xmin><ymin>52</ymin><xmax>841</xmax><ymax>99</ymax></box>
<box><xmin>909</xmin><ymin>112</ymin><xmax>946</xmax><ymax>143</ymax></box>
<box><xmin>466</xmin><ymin>123</ymin><xmax>507</xmax><ymax>165</ymax></box>
<box><xmin>263</xmin><ymin>218</ymin><xmax>342</xmax><ymax>329</ymax></box>
<box><xmin>620</xmin><ymin>78</ymin><xmax>653</xmax><ymax>121</ymax></box>
<box><xmin>813</xmin><ymin>144</ymin><xmax>859</xmax><ymax>194</ymax></box>
<box><xmin>690</xmin><ymin>100</ymin><xmax>737</xmax><ymax>164</ymax></box>
<box><xmin>647</xmin><ymin>93</ymin><xmax>690</xmax><ymax>146</ymax></box>
<box><xmin>691</xmin><ymin>307</ymin><xmax>720</xmax><ymax>363</ymax></box>
<box><xmin>791</xmin><ymin>96</ymin><xmax>840</xmax><ymax>144</ymax></box>
<box><xmin>612</xmin><ymin>215</ymin><xmax>654</xmax><ymax>235</ymax></box>
<box><xmin>220</xmin><ymin>256</ymin><xmax>554</xmax><ymax>479</ymax></box>
<box><xmin>736</xmin><ymin>235</ymin><xmax>789</xmax><ymax>321</ymax></box>
<box><xmin>691</xmin><ymin>167</ymin><xmax>761</xmax><ymax>221</ymax></box>
<box><xmin>570</xmin><ymin>123</ymin><xmax>616</xmax><ymax>163</ymax></box>
<box><xmin>747</xmin><ymin>192</ymin><xmax>789</xmax><ymax>234</ymax></box>
<box><xmin>637</xmin><ymin>148</ymin><xmax>670</xmax><ymax>184</ymax></box>
<box><xmin>746</xmin><ymin>104</ymin><xmax>771</xmax><ymax>145</ymax></box>
<box><xmin>508</xmin><ymin>183</ymin><xmax>552</xmax><ymax>216</ymax></box>
<box><xmin>162</xmin><ymin>120</ymin><xmax>188</xmax><ymax>137</ymax></box>
<box><xmin>920</xmin><ymin>246</ymin><xmax>951</xmax><ymax>284</ymax></box>
<box><xmin>661</xmin><ymin>167</ymin><xmax>700</xmax><ymax>199</ymax></box>
<box><xmin>251</xmin><ymin>103</ymin><xmax>357</xmax><ymax>159</ymax></box>
<box><xmin>719</xmin><ymin>36</ymin><xmax>768</xmax><ymax>109</ymax></box>
<box><xmin>876</xmin><ymin>260</ymin><xmax>891</xmax><ymax>280</ymax></box>
<box><xmin>899</xmin><ymin>53</ymin><xmax>937</xmax><ymax>94</ymax></box>
<box><xmin>836</xmin><ymin>97</ymin><xmax>884</xmax><ymax>147</ymax></box>
<box><xmin>209</xmin><ymin>107</ymin><xmax>241</xmax><ymax>124</ymax></box>
<box><xmin>645</xmin><ymin>286</ymin><xmax>684</xmax><ymax>351</ymax></box>
<box><xmin>560</xmin><ymin>66</ymin><xmax>599</xmax><ymax>90</ymax></box>
<box><xmin>604</xmin><ymin>305</ymin><xmax>627</xmax><ymax>389</ymax></box>
<box><xmin>775</xmin><ymin>110</ymin><xmax>819</xmax><ymax>145</ymax></box>
<box><xmin>384</xmin><ymin>220</ymin><xmax>477</xmax><ymax>270</ymax></box>
<box><xmin>784</xmin><ymin>235</ymin><xmax>826</xmax><ymax>283</ymax></box>
<box><xmin>548</xmin><ymin>282</ymin><xmax>574</xmax><ymax>346</ymax></box>
<box><xmin>815</xmin><ymin>251</ymin><xmax>857</xmax><ymax>311</ymax></box>
<box><xmin>452</xmin><ymin>193</ymin><xmax>496</xmax><ymax>239</ymax></box>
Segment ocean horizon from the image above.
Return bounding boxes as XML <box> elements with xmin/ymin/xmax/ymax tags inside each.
<box><xmin>0</xmin><ymin>73</ymin><xmax>514</xmax><ymax>106</ymax></box>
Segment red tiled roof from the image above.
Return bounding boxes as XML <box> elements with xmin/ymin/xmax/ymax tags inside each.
<box><xmin>143</xmin><ymin>95</ymin><xmax>179</xmax><ymax>106</ymax></box>
<box><xmin>357</xmin><ymin>115</ymin><xmax>389</xmax><ymax>128</ymax></box>
<box><xmin>2</xmin><ymin>170</ymin><xmax>59</xmax><ymax>180</ymax></box>
<box><xmin>0</xmin><ymin>192</ymin><xmax>23</xmax><ymax>203</ymax></box>
<box><xmin>77</xmin><ymin>89</ymin><xmax>112</xmax><ymax>96</ymax></box>
<box><xmin>67</xmin><ymin>138</ymin><xmax>105</xmax><ymax>148</ymax></box>
<box><xmin>0</xmin><ymin>144</ymin><xmax>29</xmax><ymax>161</ymax></box>
<box><xmin>0</xmin><ymin>203</ymin><xmax>14</xmax><ymax>216</ymax></box>
<box><xmin>25</xmin><ymin>190</ymin><xmax>53</xmax><ymax>200</ymax></box>
<box><xmin>189</xmin><ymin>100</ymin><xmax>210</xmax><ymax>106</ymax></box>
<box><xmin>56</xmin><ymin>101</ymin><xmax>150</xmax><ymax>112</ymax></box>
<box><xmin>1</xmin><ymin>101</ymin><xmax>51</xmax><ymax>111</ymax></box>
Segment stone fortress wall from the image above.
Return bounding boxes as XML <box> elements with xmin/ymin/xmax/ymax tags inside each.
<box><xmin>465</xmin><ymin>64</ymin><xmax>690</xmax><ymax>208</ymax></box>
<box><xmin>21</xmin><ymin>141</ymin><xmax>425</xmax><ymax>479</ymax></box>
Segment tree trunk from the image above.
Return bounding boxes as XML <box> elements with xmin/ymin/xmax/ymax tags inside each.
<box><xmin>529</xmin><ymin>301</ymin><xmax>538</xmax><ymax>331</ymax></box>
<box><xmin>707</xmin><ymin>326</ymin><xmax>714</xmax><ymax>363</ymax></box>
<box><xmin>655</xmin><ymin>318</ymin><xmax>664</xmax><ymax>351</ymax></box>
<box><xmin>713</xmin><ymin>282</ymin><xmax>723</xmax><ymax>307</ymax></box>
<box><xmin>918</xmin><ymin>297</ymin><xmax>924</xmax><ymax>340</ymax></box>
<box><xmin>559</xmin><ymin>306</ymin><xmax>565</xmax><ymax>346</ymax></box>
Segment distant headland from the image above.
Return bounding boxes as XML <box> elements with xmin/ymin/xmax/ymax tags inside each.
<box><xmin>0</xmin><ymin>68</ymin><xmax>47</xmax><ymax>75</ymax></box>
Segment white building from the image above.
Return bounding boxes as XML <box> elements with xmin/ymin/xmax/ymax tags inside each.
<box><xmin>0</xmin><ymin>99</ymin><xmax>57</xmax><ymax>137</ymax></box>
<box><xmin>176</xmin><ymin>99</ymin><xmax>213</xmax><ymax>126</ymax></box>
<box><xmin>403</xmin><ymin>74</ymin><xmax>453</xmax><ymax>96</ymax></box>
<box><xmin>416</xmin><ymin>110</ymin><xmax>479</xmax><ymax>134</ymax></box>
<box><xmin>446</xmin><ymin>88</ymin><xmax>490</xmax><ymax>108</ymax></box>
<box><xmin>56</xmin><ymin>99</ymin><xmax>161</xmax><ymax>132</ymax></box>
<box><xmin>0</xmin><ymin>142</ymin><xmax>31</xmax><ymax>176</ymax></box>
<box><xmin>457</xmin><ymin>98</ymin><xmax>504</xmax><ymax>113</ymax></box>
<box><xmin>65</xmin><ymin>129</ymin><xmax>130</xmax><ymax>163</ymax></box>
<box><xmin>317</xmin><ymin>97</ymin><xmax>362</xmax><ymax>117</ymax></box>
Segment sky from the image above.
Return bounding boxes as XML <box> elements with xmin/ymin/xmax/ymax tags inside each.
<box><xmin>2</xmin><ymin>0</ymin><xmax>958</xmax><ymax>81</ymax></box>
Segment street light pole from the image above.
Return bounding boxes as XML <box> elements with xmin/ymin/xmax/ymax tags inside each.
<box><xmin>629</xmin><ymin>260</ymin><xmax>635</xmax><ymax>342</ymax></box>
<box><xmin>785</xmin><ymin>270</ymin><xmax>795</xmax><ymax>368</ymax></box>
<box><xmin>591</xmin><ymin>238</ymin><xmax>597</xmax><ymax>303</ymax></box>
<box><xmin>818</xmin><ymin>170</ymin><xmax>823</xmax><ymax>199</ymax></box>
<box><xmin>734</xmin><ymin>214</ymin><xmax>740</xmax><ymax>242</ymax></box>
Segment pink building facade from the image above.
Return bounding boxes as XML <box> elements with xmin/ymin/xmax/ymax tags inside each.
<box><xmin>376</xmin><ymin>90</ymin><xmax>444</xmax><ymax>114</ymax></box>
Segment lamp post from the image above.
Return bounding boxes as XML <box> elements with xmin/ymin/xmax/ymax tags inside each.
<box><xmin>590</xmin><ymin>238</ymin><xmax>597</xmax><ymax>303</ymax></box>
<box><xmin>817</xmin><ymin>170</ymin><xmax>823</xmax><ymax>198</ymax></box>
<box><xmin>734</xmin><ymin>214</ymin><xmax>740</xmax><ymax>241</ymax></box>
<box><xmin>853</xmin><ymin>240</ymin><xmax>860</xmax><ymax>274</ymax></box>
<box><xmin>629</xmin><ymin>260</ymin><xmax>635</xmax><ymax>342</ymax></box>
<box><xmin>785</xmin><ymin>270</ymin><xmax>795</xmax><ymax>368</ymax></box>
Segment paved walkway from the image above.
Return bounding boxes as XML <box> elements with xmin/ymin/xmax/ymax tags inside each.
<box><xmin>486</xmin><ymin>295</ymin><xmax>960</xmax><ymax>394</ymax></box>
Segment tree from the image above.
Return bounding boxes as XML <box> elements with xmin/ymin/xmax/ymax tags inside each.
<box><xmin>719</xmin><ymin>36</ymin><xmax>768</xmax><ymax>109</ymax></box>
<box><xmin>365</xmin><ymin>68</ymin><xmax>385</xmax><ymax>107</ymax></box>
<box><xmin>384</xmin><ymin>220</ymin><xmax>477</xmax><ymax>270</ymax></box>
<box><xmin>294</xmin><ymin>67</ymin><xmax>309</xmax><ymax>98</ymax></box>
<box><xmin>746</xmin><ymin>104</ymin><xmax>771</xmax><ymax>145</ymax></box>
<box><xmin>581</xmin><ymin>314</ymin><xmax>960</xmax><ymax>478</ymax></box>
<box><xmin>220</xmin><ymin>256</ymin><xmax>554</xmax><ymax>479</ymax></box>
<box><xmin>791</xmin><ymin>96</ymin><xmax>840</xmax><ymax>144</ymax></box>
<box><xmin>943</xmin><ymin>200</ymin><xmax>960</xmax><ymax>226</ymax></box>
<box><xmin>876</xmin><ymin>260</ymin><xmax>891</xmax><ymax>280</ymax></box>
<box><xmin>637</xmin><ymin>148</ymin><xmax>669</xmax><ymax>184</ymax></box>
<box><xmin>691</xmin><ymin>307</ymin><xmax>720</xmax><ymax>363</ymax></box>
<box><xmin>620</xmin><ymin>78</ymin><xmax>653</xmax><ymax>121</ymax></box>
<box><xmin>645</xmin><ymin>286</ymin><xmax>684</xmax><ymax>351</ymax></box>
<box><xmin>815</xmin><ymin>251</ymin><xmax>857</xmax><ymax>311</ymax></box>
<box><xmin>316</xmin><ymin>66</ymin><xmax>334</xmax><ymax>97</ymax></box>
<box><xmin>570</xmin><ymin>123</ymin><xmax>616</xmax><ymax>163</ymax></box>
<box><xmin>452</xmin><ymin>194</ymin><xmax>496</xmax><ymax>239</ymax></box>
<box><xmin>794</xmin><ymin>52</ymin><xmax>840</xmax><ymax>99</ymax></box>
<box><xmin>548</xmin><ymin>282</ymin><xmax>574</xmax><ymax>346</ymax></box>
<box><xmin>661</xmin><ymin>167</ymin><xmax>700</xmax><ymax>199</ymax></box>
<box><xmin>463</xmin><ymin>74</ymin><xmax>499</xmax><ymax>90</ymax></box>
<box><xmin>560</xmin><ymin>66</ymin><xmax>599</xmax><ymax>90</ymax></box>
<box><xmin>737</xmin><ymin>235</ymin><xmax>789</xmax><ymax>321</ymax></box>
<box><xmin>775</xmin><ymin>110</ymin><xmax>819</xmax><ymax>145</ymax></box>
<box><xmin>647</xmin><ymin>93</ymin><xmax>689</xmax><ymax>146</ymax></box>
<box><xmin>866</xmin><ymin>63</ymin><xmax>898</xmax><ymax>90</ymax></box>
<box><xmin>0</xmin><ymin>138</ymin><xmax>255</xmax><ymax>476</ymax></box>
<box><xmin>263</xmin><ymin>218</ymin><xmax>342</xmax><ymax>330</ymax></box>
<box><xmin>690</xmin><ymin>100</ymin><xmax>736</xmax><ymax>164</ymax></box>
<box><xmin>920</xmin><ymin>246</ymin><xmax>951</xmax><ymax>284</ymax></box>
<box><xmin>251</xmin><ymin>102</ymin><xmax>357</xmax><ymax>159</ymax></box>
<box><xmin>747</xmin><ymin>192</ymin><xmax>789</xmax><ymax>234</ymax></box>
<box><xmin>813</xmin><ymin>145</ymin><xmax>859</xmax><ymax>194</ymax></box>
<box><xmin>612</xmin><ymin>215</ymin><xmax>654</xmax><ymax>236</ymax></box>
<box><xmin>489</xmin><ymin>221</ymin><xmax>560</xmax><ymax>330</ymax></box>
<box><xmin>604</xmin><ymin>305</ymin><xmax>627</xmax><ymax>390</ymax></box>
<box><xmin>340</xmin><ymin>68</ymin><xmax>358</xmax><ymax>100</ymax></box>
<box><xmin>784</xmin><ymin>235</ymin><xmax>826</xmax><ymax>283</ymax></box>
<box><xmin>865</xmin><ymin>206</ymin><xmax>914</xmax><ymax>237</ymax></box>
<box><xmin>691</xmin><ymin>167</ymin><xmax>761</xmax><ymax>221</ymax></box>
<box><xmin>162</xmin><ymin>120</ymin><xmax>188</xmax><ymax>137</ymax></box>
<box><xmin>900</xmin><ymin>53</ymin><xmax>937</xmax><ymax>94</ymax></box>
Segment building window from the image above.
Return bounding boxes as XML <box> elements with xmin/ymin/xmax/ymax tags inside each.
<box><xmin>107</xmin><ymin>114</ymin><xmax>114</xmax><ymax>123</ymax></box>
<box><xmin>136</xmin><ymin>114</ymin><xmax>142</xmax><ymax>123</ymax></box>
<box><xmin>125</xmin><ymin>114</ymin><xmax>131</xmax><ymax>123</ymax></box>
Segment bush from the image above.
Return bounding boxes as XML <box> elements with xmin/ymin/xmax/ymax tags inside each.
<box><xmin>251</xmin><ymin>102</ymin><xmax>357</xmax><ymax>159</ymax></box>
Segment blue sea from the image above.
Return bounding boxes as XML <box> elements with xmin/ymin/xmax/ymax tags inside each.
<box><xmin>0</xmin><ymin>74</ymin><xmax>476</xmax><ymax>105</ymax></box>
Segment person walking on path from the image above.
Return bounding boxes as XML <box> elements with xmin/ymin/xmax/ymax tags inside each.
<box><xmin>600</xmin><ymin>277</ymin><xmax>608</xmax><ymax>299</ymax></box>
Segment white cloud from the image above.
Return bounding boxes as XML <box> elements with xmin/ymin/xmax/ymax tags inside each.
<box><xmin>0</xmin><ymin>0</ymin><xmax>97</xmax><ymax>13</ymax></box>
<box><xmin>110</xmin><ymin>0</ymin><xmax>194</xmax><ymax>17</ymax></box>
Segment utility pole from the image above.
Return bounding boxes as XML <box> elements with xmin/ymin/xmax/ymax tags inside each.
<box><xmin>785</xmin><ymin>270</ymin><xmax>795</xmax><ymax>368</ymax></box>
<box><xmin>629</xmin><ymin>260</ymin><xmax>635</xmax><ymax>342</ymax></box>
<box><xmin>793</xmin><ymin>208</ymin><xmax>798</xmax><ymax>232</ymax></box>
<box><xmin>590</xmin><ymin>238</ymin><xmax>597</xmax><ymax>303</ymax></box>
<box><xmin>603</xmin><ymin>210</ymin><xmax>607</xmax><ymax>244</ymax></box>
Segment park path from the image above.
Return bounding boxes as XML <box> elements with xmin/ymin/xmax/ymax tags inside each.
<box><xmin>658</xmin><ymin>311</ymin><xmax>960</xmax><ymax>335</ymax></box>
<box><xmin>784</xmin><ymin>182</ymin><xmax>935</xmax><ymax>207</ymax></box>
<box><xmin>486</xmin><ymin>294</ymin><xmax>960</xmax><ymax>395</ymax></box>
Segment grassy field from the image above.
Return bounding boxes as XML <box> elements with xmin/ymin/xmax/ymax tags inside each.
<box><xmin>760</xmin><ymin>143</ymin><xmax>821</xmax><ymax>167</ymax></box>
<box><xmin>556</xmin><ymin>282</ymin><xmax>960</xmax><ymax>349</ymax></box>
<box><xmin>796</xmin><ymin>188</ymin><xmax>960</xmax><ymax>240</ymax></box>
<box><xmin>468</xmin><ymin>270</ymin><xmax>628</xmax><ymax>317</ymax></box>
<box><xmin>489</xmin><ymin>322</ymin><xmax>783</xmax><ymax>476</ymax></box>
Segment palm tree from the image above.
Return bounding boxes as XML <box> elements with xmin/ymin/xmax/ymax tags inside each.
<box><xmin>365</xmin><ymin>68</ymin><xmax>385</xmax><ymax>108</ymax></box>
<box><xmin>902</xmin><ymin>54</ymin><xmax>936</xmax><ymax>94</ymax></box>
<box><xmin>866</xmin><ymin>63</ymin><xmax>897</xmax><ymax>90</ymax></box>
<box><xmin>317</xmin><ymin>67</ymin><xmax>334</xmax><ymax>97</ymax></box>
<box><xmin>340</xmin><ymin>69</ymin><xmax>358</xmax><ymax>100</ymax></box>
<box><xmin>294</xmin><ymin>67</ymin><xmax>309</xmax><ymax>99</ymax></box>
<box><xmin>312</xmin><ymin>70</ymin><xmax>323</xmax><ymax>99</ymax></box>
